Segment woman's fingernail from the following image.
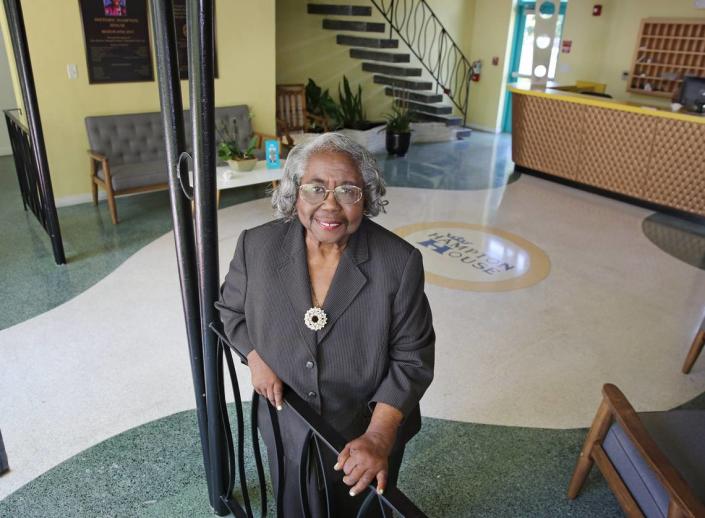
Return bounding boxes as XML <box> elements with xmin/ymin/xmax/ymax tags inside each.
<box><xmin>349</xmin><ymin>490</ymin><xmax>356</xmax><ymax>497</ymax></box>
<box><xmin>276</xmin><ymin>405</ymin><xmax>283</xmax><ymax>411</ymax></box>
<box><xmin>377</xmin><ymin>488</ymin><xmax>384</xmax><ymax>495</ymax></box>
<box><xmin>333</xmin><ymin>463</ymin><xmax>340</xmax><ymax>470</ymax></box>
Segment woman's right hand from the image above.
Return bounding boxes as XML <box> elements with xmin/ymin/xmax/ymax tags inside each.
<box><xmin>247</xmin><ymin>350</ymin><xmax>284</xmax><ymax>410</ymax></box>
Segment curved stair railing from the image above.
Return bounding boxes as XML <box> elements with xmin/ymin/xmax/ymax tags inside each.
<box><xmin>370</xmin><ymin>0</ymin><xmax>473</xmax><ymax>125</ymax></box>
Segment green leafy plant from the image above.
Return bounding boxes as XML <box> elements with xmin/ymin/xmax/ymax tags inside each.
<box><xmin>383</xmin><ymin>96</ymin><xmax>414</xmax><ymax>133</ymax></box>
<box><xmin>337</xmin><ymin>75</ymin><xmax>366</xmax><ymax>130</ymax></box>
<box><xmin>305</xmin><ymin>78</ymin><xmax>340</xmax><ymax>130</ymax></box>
<box><xmin>216</xmin><ymin>118</ymin><xmax>258</xmax><ymax>161</ymax></box>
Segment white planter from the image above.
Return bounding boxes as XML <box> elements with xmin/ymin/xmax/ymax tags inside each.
<box><xmin>337</xmin><ymin>125</ymin><xmax>386</xmax><ymax>154</ymax></box>
<box><xmin>409</xmin><ymin>122</ymin><xmax>456</xmax><ymax>143</ymax></box>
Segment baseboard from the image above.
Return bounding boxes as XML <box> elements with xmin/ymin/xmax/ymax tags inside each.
<box><xmin>467</xmin><ymin>123</ymin><xmax>501</xmax><ymax>134</ymax></box>
<box><xmin>0</xmin><ymin>145</ymin><xmax>12</xmax><ymax>156</ymax></box>
<box><xmin>55</xmin><ymin>191</ymin><xmax>107</xmax><ymax>208</ymax></box>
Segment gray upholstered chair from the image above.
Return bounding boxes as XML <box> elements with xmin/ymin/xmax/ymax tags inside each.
<box><xmin>85</xmin><ymin>106</ymin><xmax>274</xmax><ymax>224</ymax></box>
<box><xmin>568</xmin><ymin>384</ymin><xmax>705</xmax><ymax>517</ymax></box>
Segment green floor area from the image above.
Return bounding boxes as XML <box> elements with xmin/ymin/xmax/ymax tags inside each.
<box><xmin>0</xmin><ymin>155</ymin><xmax>269</xmax><ymax>330</ymax></box>
<box><xmin>0</xmin><ymin>404</ymin><xmax>622</xmax><ymax>518</ymax></box>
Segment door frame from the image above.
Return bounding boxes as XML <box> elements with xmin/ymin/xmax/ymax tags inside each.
<box><xmin>501</xmin><ymin>0</ymin><xmax>567</xmax><ymax>133</ymax></box>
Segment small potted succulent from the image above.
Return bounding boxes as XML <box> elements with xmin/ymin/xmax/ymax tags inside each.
<box><xmin>217</xmin><ymin>119</ymin><xmax>259</xmax><ymax>172</ymax></box>
<box><xmin>383</xmin><ymin>97</ymin><xmax>413</xmax><ymax>157</ymax></box>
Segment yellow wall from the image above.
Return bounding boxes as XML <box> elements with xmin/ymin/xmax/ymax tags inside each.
<box><xmin>556</xmin><ymin>0</ymin><xmax>612</xmax><ymax>86</ymax></box>
<box><xmin>466</xmin><ymin>0</ymin><xmax>514</xmax><ymax>131</ymax></box>
<box><xmin>556</xmin><ymin>0</ymin><xmax>704</xmax><ymax>106</ymax></box>
<box><xmin>0</xmin><ymin>7</ymin><xmax>25</xmax><ymax>116</ymax></box>
<box><xmin>596</xmin><ymin>0</ymin><xmax>705</xmax><ymax>105</ymax></box>
<box><xmin>0</xmin><ymin>20</ymin><xmax>19</xmax><ymax>155</ymax></box>
<box><xmin>0</xmin><ymin>0</ymin><xmax>276</xmax><ymax>202</ymax></box>
<box><xmin>276</xmin><ymin>0</ymin><xmax>475</xmax><ymax>122</ymax></box>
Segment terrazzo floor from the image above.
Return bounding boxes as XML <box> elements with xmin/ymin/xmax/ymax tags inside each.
<box><xmin>1</xmin><ymin>133</ymin><xmax>705</xmax><ymax>516</ymax></box>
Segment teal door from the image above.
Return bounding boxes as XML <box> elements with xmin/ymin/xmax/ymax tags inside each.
<box><xmin>501</xmin><ymin>1</ymin><xmax>567</xmax><ymax>133</ymax></box>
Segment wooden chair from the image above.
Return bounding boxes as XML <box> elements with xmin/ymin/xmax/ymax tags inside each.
<box><xmin>568</xmin><ymin>384</ymin><xmax>705</xmax><ymax>517</ymax></box>
<box><xmin>0</xmin><ymin>428</ymin><xmax>8</xmax><ymax>475</ymax></box>
<box><xmin>275</xmin><ymin>84</ymin><xmax>329</xmax><ymax>150</ymax></box>
<box><xmin>682</xmin><ymin>320</ymin><xmax>705</xmax><ymax>374</ymax></box>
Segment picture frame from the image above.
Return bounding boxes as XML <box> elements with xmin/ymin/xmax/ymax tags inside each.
<box><xmin>265</xmin><ymin>140</ymin><xmax>280</xmax><ymax>169</ymax></box>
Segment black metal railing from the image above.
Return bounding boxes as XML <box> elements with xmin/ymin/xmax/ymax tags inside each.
<box><xmin>211</xmin><ymin>323</ymin><xmax>428</xmax><ymax>518</ymax></box>
<box><xmin>4</xmin><ymin>109</ymin><xmax>65</xmax><ymax>264</ymax></box>
<box><xmin>4</xmin><ymin>0</ymin><xmax>65</xmax><ymax>265</ymax></box>
<box><xmin>370</xmin><ymin>0</ymin><xmax>473</xmax><ymax>125</ymax></box>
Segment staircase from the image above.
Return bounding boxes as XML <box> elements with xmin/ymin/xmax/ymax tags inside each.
<box><xmin>306</xmin><ymin>2</ymin><xmax>472</xmax><ymax>138</ymax></box>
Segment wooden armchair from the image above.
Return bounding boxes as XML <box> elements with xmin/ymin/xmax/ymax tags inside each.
<box><xmin>276</xmin><ymin>84</ymin><xmax>329</xmax><ymax>149</ymax></box>
<box><xmin>682</xmin><ymin>319</ymin><xmax>704</xmax><ymax>374</ymax></box>
<box><xmin>568</xmin><ymin>384</ymin><xmax>705</xmax><ymax>517</ymax></box>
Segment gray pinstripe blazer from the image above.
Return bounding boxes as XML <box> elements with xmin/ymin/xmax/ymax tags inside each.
<box><xmin>216</xmin><ymin>216</ymin><xmax>435</xmax><ymax>443</ymax></box>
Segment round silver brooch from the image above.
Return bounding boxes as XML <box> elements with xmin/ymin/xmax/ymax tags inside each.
<box><xmin>304</xmin><ymin>307</ymin><xmax>327</xmax><ymax>331</ymax></box>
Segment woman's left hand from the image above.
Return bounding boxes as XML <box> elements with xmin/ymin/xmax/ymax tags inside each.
<box><xmin>336</xmin><ymin>429</ymin><xmax>395</xmax><ymax>497</ymax></box>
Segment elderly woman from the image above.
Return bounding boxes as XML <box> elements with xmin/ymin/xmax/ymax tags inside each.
<box><xmin>216</xmin><ymin>133</ymin><xmax>434</xmax><ymax>516</ymax></box>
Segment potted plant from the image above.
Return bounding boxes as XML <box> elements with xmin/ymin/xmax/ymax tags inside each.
<box><xmin>336</xmin><ymin>75</ymin><xmax>386</xmax><ymax>153</ymax></box>
<box><xmin>305</xmin><ymin>78</ymin><xmax>340</xmax><ymax>131</ymax></box>
<box><xmin>383</xmin><ymin>97</ymin><xmax>413</xmax><ymax>157</ymax></box>
<box><xmin>216</xmin><ymin>118</ymin><xmax>259</xmax><ymax>172</ymax></box>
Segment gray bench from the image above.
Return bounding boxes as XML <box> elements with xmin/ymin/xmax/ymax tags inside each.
<box><xmin>86</xmin><ymin>105</ymin><xmax>273</xmax><ymax>224</ymax></box>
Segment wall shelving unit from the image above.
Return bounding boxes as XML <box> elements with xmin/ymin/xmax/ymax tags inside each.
<box><xmin>628</xmin><ymin>18</ymin><xmax>705</xmax><ymax>98</ymax></box>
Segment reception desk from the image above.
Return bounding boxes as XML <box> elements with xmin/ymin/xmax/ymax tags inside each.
<box><xmin>509</xmin><ymin>82</ymin><xmax>705</xmax><ymax>218</ymax></box>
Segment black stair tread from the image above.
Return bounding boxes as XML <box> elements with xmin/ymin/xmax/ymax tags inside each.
<box><xmin>384</xmin><ymin>87</ymin><xmax>443</xmax><ymax>103</ymax></box>
<box><xmin>350</xmin><ymin>49</ymin><xmax>409</xmax><ymax>63</ymax></box>
<box><xmin>411</xmin><ymin>111</ymin><xmax>463</xmax><ymax>126</ymax></box>
<box><xmin>362</xmin><ymin>63</ymin><xmax>422</xmax><ymax>76</ymax></box>
<box><xmin>322</xmin><ymin>19</ymin><xmax>385</xmax><ymax>32</ymax></box>
<box><xmin>373</xmin><ymin>75</ymin><xmax>433</xmax><ymax>90</ymax></box>
<box><xmin>336</xmin><ymin>35</ymin><xmax>399</xmax><ymax>48</ymax></box>
<box><xmin>308</xmin><ymin>4</ymin><xmax>372</xmax><ymax>16</ymax></box>
<box><xmin>397</xmin><ymin>99</ymin><xmax>453</xmax><ymax>114</ymax></box>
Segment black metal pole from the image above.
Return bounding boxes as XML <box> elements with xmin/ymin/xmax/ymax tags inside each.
<box><xmin>186</xmin><ymin>0</ymin><xmax>228</xmax><ymax>514</ymax></box>
<box><xmin>150</xmin><ymin>0</ymin><xmax>212</xmax><ymax>500</ymax></box>
<box><xmin>3</xmin><ymin>0</ymin><xmax>65</xmax><ymax>265</ymax></box>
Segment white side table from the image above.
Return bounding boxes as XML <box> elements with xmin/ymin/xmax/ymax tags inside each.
<box><xmin>190</xmin><ymin>160</ymin><xmax>285</xmax><ymax>207</ymax></box>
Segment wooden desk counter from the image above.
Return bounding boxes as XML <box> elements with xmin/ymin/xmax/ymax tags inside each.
<box><xmin>509</xmin><ymin>83</ymin><xmax>705</xmax><ymax>217</ymax></box>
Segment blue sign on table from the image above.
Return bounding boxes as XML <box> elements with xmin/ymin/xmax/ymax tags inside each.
<box><xmin>265</xmin><ymin>140</ymin><xmax>280</xmax><ymax>169</ymax></box>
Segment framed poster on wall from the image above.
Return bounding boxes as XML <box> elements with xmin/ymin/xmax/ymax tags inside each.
<box><xmin>172</xmin><ymin>0</ymin><xmax>218</xmax><ymax>80</ymax></box>
<box><xmin>79</xmin><ymin>0</ymin><xmax>154</xmax><ymax>83</ymax></box>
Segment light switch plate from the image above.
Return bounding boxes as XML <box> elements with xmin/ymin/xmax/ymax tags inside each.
<box><xmin>67</xmin><ymin>64</ymin><xmax>78</xmax><ymax>80</ymax></box>
<box><xmin>621</xmin><ymin>70</ymin><xmax>629</xmax><ymax>80</ymax></box>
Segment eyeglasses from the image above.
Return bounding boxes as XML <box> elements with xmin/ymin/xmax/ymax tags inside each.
<box><xmin>298</xmin><ymin>183</ymin><xmax>363</xmax><ymax>205</ymax></box>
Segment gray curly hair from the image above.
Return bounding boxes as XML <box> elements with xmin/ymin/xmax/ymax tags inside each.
<box><xmin>271</xmin><ymin>132</ymin><xmax>388</xmax><ymax>220</ymax></box>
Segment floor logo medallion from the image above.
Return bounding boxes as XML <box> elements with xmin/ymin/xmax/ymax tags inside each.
<box><xmin>395</xmin><ymin>222</ymin><xmax>551</xmax><ymax>291</ymax></box>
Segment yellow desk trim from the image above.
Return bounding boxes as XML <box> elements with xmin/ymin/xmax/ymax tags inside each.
<box><xmin>508</xmin><ymin>84</ymin><xmax>705</xmax><ymax>125</ymax></box>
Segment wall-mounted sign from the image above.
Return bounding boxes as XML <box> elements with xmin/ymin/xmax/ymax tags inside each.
<box><xmin>172</xmin><ymin>0</ymin><xmax>219</xmax><ymax>80</ymax></box>
<box><xmin>79</xmin><ymin>0</ymin><xmax>153</xmax><ymax>83</ymax></box>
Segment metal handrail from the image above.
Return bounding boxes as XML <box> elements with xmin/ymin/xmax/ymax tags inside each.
<box><xmin>4</xmin><ymin>107</ymin><xmax>27</xmax><ymax>130</ymax></box>
<box><xmin>4</xmin><ymin>108</ymin><xmax>66</xmax><ymax>264</ymax></box>
<box><xmin>370</xmin><ymin>0</ymin><xmax>473</xmax><ymax>125</ymax></box>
